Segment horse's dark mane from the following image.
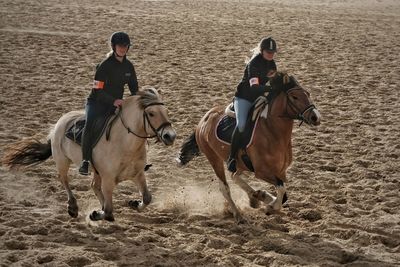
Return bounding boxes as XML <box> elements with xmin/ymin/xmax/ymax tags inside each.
<box><xmin>270</xmin><ymin>71</ymin><xmax>299</xmax><ymax>93</ymax></box>
<box><xmin>137</xmin><ymin>88</ymin><xmax>161</xmax><ymax>109</ymax></box>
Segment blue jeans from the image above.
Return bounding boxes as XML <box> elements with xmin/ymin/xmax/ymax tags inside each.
<box><xmin>234</xmin><ymin>97</ymin><xmax>252</xmax><ymax>133</ymax></box>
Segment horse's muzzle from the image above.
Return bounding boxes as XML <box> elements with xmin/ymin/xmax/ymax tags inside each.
<box><xmin>309</xmin><ymin>108</ymin><xmax>321</xmax><ymax>126</ymax></box>
<box><xmin>160</xmin><ymin>127</ymin><xmax>176</xmax><ymax>146</ymax></box>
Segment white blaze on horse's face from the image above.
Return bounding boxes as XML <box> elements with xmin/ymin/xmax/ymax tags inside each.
<box><xmin>145</xmin><ymin>105</ymin><xmax>176</xmax><ymax>145</ymax></box>
<box><xmin>308</xmin><ymin>108</ymin><xmax>321</xmax><ymax>126</ymax></box>
<box><xmin>299</xmin><ymin>105</ymin><xmax>321</xmax><ymax>126</ymax></box>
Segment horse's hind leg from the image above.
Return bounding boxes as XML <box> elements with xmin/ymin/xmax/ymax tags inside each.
<box><xmin>218</xmin><ymin>178</ymin><xmax>244</xmax><ymax>223</ymax></box>
<box><xmin>128</xmin><ymin>171</ymin><xmax>151</xmax><ymax>212</ymax></box>
<box><xmin>56</xmin><ymin>159</ymin><xmax>78</xmax><ymax>218</ymax></box>
<box><xmin>231</xmin><ymin>171</ymin><xmax>275</xmax><ymax>209</ymax></box>
<box><xmin>206</xmin><ymin>156</ymin><xmax>244</xmax><ymax>224</ymax></box>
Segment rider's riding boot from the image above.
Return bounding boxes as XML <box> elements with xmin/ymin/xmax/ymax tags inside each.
<box><xmin>79</xmin><ymin>160</ymin><xmax>90</xmax><ymax>175</ymax></box>
<box><xmin>227</xmin><ymin>128</ymin><xmax>242</xmax><ymax>172</ymax></box>
<box><xmin>79</xmin><ymin>126</ymin><xmax>92</xmax><ymax>175</ymax></box>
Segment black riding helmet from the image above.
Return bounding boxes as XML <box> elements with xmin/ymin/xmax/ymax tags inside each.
<box><xmin>260</xmin><ymin>37</ymin><xmax>277</xmax><ymax>52</ymax></box>
<box><xmin>110</xmin><ymin>31</ymin><xmax>131</xmax><ymax>50</ymax></box>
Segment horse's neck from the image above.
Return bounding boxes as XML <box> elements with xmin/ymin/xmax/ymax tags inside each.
<box><xmin>113</xmin><ymin>100</ymin><xmax>147</xmax><ymax>150</ymax></box>
<box><xmin>264</xmin><ymin>116</ymin><xmax>293</xmax><ymax>138</ymax></box>
<box><xmin>256</xmin><ymin>93</ymin><xmax>293</xmax><ymax>145</ymax></box>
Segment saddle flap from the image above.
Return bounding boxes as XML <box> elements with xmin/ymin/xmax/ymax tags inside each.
<box><xmin>65</xmin><ymin>114</ymin><xmax>115</xmax><ymax>146</ymax></box>
<box><xmin>218</xmin><ymin>96</ymin><xmax>268</xmax><ymax>147</ymax></box>
<box><xmin>65</xmin><ymin>116</ymin><xmax>86</xmax><ymax>144</ymax></box>
<box><xmin>216</xmin><ymin>115</ymin><xmax>259</xmax><ymax>149</ymax></box>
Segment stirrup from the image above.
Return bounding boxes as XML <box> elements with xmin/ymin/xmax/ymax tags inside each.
<box><xmin>79</xmin><ymin>160</ymin><xmax>90</xmax><ymax>175</ymax></box>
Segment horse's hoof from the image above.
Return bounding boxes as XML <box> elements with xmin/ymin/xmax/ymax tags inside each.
<box><xmin>144</xmin><ymin>164</ymin><xmax>152</xmax><ymax>171</ymax></box>
<box><xmin>223</xmin><ymin>207</ymin><xmax>233</xmax><ymax>217</ymax></box>
<box><xmin>282</xmin><ymin>192</ymin><xmax>288</xmax><ymax>204</ymax></box>
<box><xmin>265</xmin><ymin>205</ymin><xmax>281</xmax><ymax>215</ymax></box>
<box><xmin>234</xmin><ymin>214</ymin><xmax>247</xmax><ymax>224</ymax></box>
<box><xmin>249</xmin><ymin>196</ymin><xmax>260</xmax><ymax>209</ymax></box>
<box><xmin>128</xmin><ymin>200</ymin><xmax>141</xmax><ymax>209</ymax></box>
<box><xmin>67</xmin><ymin>206</ymin><xmax>78</xmax><ymax>218</ymax></box>
<box><xmin>254</xmin><ymin>190</ymin><xmax>267</xmax><ymax>201</ymax></box>
<box><xmin>143</xmin><ymin>192</ymin><xmax>152</xmax><ymax>205</ymax></box>
<box><xmin>89</xmin><ymin>210</ymin><xmax>104</xmax><ymax>221</ymax></box>
<box><xmin>104</xmin><ymin>214</ymin><xmax>115</xmax><ymax>222</ymax></box>
<box><xmin>68</xmin><ymin>209</ymin><xmax>78</xmax><ymax>218</ymax></box>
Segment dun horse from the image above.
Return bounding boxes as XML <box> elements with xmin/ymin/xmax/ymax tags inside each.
<box><xmin>3</xmin><ymin>88</ymin><xmax>176</xmax><ymax>221</ymax></box>
<box><xmin>178</xmin><ymin>72</ymin><xmax>321</xmax><ymax>223</ymax></box>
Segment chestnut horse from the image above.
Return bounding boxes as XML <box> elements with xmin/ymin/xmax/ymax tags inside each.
<box><xmin>3</xmin><ymin>88</ymin><xmax>176</xmax><ymax>221</ymax></box>
<box><xmin>178</xmin><ymin>72</ymin><xmax>321</xmax><ymax>223</ymax></box>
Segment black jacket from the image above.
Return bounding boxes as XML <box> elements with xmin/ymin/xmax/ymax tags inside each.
<box><xmin>88</xmin><ymin>54</ymin><xmax>138</xmax><ymax>106</ymax></box>
<box><xmin>235</xmin><ymin>54</ymin><xmax>277</xmax><ymax>102</ymax></box>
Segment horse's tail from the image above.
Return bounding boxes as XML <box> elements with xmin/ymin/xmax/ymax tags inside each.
<box><xmin>176</xmin><ymin>132</ymin><xmax>200</xmax><ymax>166</ymax></box>
<box><xmin>2</xmin><ymin>138</ymin><xmax>52</xmax><ymax>169</ymax></box>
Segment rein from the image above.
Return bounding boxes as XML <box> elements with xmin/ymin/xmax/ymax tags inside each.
<box><xmin>118</xmin><ymin>102</ymin><xmax>171</xmax><ymax>139</ymax></box>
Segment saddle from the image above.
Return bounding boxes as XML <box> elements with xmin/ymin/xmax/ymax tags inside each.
<box><xmin>217</xmin><ymin>96</ymin><xmax>268</xmax><ymax>145</ymax></box>
<box><xmin>216</xmin><ymin>96</ymin><xmax>269</xmax><ymax>172</ymax></box>
<box><xmin>65</xmin><ymin>113</ymin><xmax>119</xmax><ymax>147</ymax></box>
<box><xmin>65</xmin><ymin>110</ymin><xmax>153</xmax><ymax>172</ymax></box>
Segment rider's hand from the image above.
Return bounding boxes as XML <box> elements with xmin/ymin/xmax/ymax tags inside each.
<box><xmin>113</xmin><ymin>99</ymin><xmax>123</xmax><ymax>107</ymax></box>
<box><xmin>265</xmin><ymin>85</ymin><xmax>272</xmax><ymax>92</ymax></box>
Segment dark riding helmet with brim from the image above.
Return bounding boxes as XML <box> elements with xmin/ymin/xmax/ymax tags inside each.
<box><xmin>260</xmin><ymin>37</ymin><xmax>277</xmax><ymax>52</ymax></box>
<box><xmin>110</xmin><ymin>31</ymin><xmax>131</xmax><ymax>50</ymax></box>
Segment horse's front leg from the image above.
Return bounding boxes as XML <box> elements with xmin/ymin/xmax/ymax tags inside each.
<box><xmin>128</xmin><ymin>171</ymin><xmax>151</xmax><ymax>212</ymax></box>
<box><xmin>90</xmin><ymin>177</ymin><xmax>116</xmax><ymax>221</ymax></box>
<box><xmin>254</xmin><ymin>171</ymin><xmax>288</xmax><ymax>213</ymax></box>
<box><xmin>266</xmin><ymin>179</ymin><xmax>287</xmax><ymax>214</ymax></box>
<box><xmin>231</xmin><ymin>171</ymin><xmax>275</xmax><ymax>208</ymax></box>
<box><xmin>91</xmin><ymin>172</ymin><xmax>104</xmax><ymax>209</ymax></box>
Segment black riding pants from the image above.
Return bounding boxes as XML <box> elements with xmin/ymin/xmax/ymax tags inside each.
<box><xmin>81</xmin><ymin>100</ymin><xmax>115</xmax><ymax>162</ymax></box>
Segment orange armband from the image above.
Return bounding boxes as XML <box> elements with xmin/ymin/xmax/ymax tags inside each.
<box><xmin>93</xmin><ymin>80</ymin><xmax>105</xmax><ymax>90</ymax></box>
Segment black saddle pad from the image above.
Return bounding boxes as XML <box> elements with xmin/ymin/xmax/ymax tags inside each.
<box><xmin>65</xmin><ymin>114</ymin><xmax>114</xmax><ymax>146</ymax></box>
<box><xmin>216</xmin><ymin>115</ymin><xmax>256</xmax><ymax>147</ymax></box>
<box><xmin>216</xmin><ymin>115</ymin><xmax>236</xmax><ymax>143</ymax></box>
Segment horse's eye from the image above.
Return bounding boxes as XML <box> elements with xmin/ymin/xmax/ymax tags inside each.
<box><xmin>291</xmin><ymin>95</ymin><xmax>298</xmax><ymax>100</ymax></box>
<box><xmin>148</xmin><ymin>112</ymin><xmax>155</xmax><ymax>117</ymax></box>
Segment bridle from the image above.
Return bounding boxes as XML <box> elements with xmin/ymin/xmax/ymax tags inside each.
<box><xmin>118</xmin><ymin>102</ymin><xmax>172</xmax><ymax>140</ymax></box>
<box><xmin>283</xmin><ymin>86</ymin><xmax>316</xmax><ymax>125</ymax></box>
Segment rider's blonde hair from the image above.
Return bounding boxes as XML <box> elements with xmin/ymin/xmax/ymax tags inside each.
<box><xmin>245</xmin><ymin>41</ymin><xmax>263</xmax><ymax>64</ymax></box>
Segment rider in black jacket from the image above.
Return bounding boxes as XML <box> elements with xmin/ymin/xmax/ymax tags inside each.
<box><xmin>227</xmin><ymin>37</ymin><xmax>278</xmax><ymax>172</ymax></box>
<box><xmin>79</xmin><ymin>32</ymin><xmax>138</xmax><ymax>175</ymax></box>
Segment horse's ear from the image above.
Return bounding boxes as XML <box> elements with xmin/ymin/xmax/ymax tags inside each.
<box><xmin>148</xmin><ymin>88</ymin><xmax>157</xmax><ymax>95</ymax></box>
<box><xmin>290</xmin><ymin>75</ymin><xmax>300</xmax><ymax>87</ymax></box>
<box><xmin>270</xmin><ymin>71</ymin><xmax>284</xmax><ymax>91</ymax></box>
<box><xmin>282</xmin><ymin>72</ymin><xmax>290</xmax><ymax>85</ymax></box>
<box><xmin>140</xmin><ymin>87</ymin><xmax>160</xmax><ymax>97</ymax></box>
<box><xmin>146</xmin><ymin>87</ymin><xmax>160</xmax><ymax>97</ymax></box>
